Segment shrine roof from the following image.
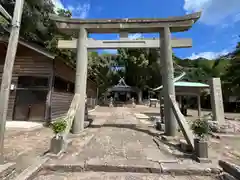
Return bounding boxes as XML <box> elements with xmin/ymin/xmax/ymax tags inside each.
<box><xmin>174</xmin><ymin>81</ymin><xmax>209</xmax><ymax>88</ymax></box>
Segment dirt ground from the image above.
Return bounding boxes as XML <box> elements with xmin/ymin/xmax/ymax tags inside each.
<box><xmin>3</xmin><ymin>127</ymin><xmax>53</xmax><ymax>162</ymax></box>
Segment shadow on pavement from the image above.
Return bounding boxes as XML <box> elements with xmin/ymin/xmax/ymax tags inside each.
<box><xmin>89</xmin><ymin>123</ymin><xmax>163</xmax><ymax>137</ymax></box>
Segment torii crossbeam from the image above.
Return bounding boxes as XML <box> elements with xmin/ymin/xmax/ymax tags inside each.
<box><xmin>51</xmin><ymin>12</ymin><xmax>201</xmax><ymax>137</ymax></box>
<box><xmin>58</xmin><ymin>38</ymin><xmax>192</xmax><ymax>49</ymax></box>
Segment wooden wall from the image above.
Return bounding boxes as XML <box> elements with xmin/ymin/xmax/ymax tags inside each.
<box><xmin>0</xmin><ymin>42</ymin><xmax>98</xmax><ymax>121</ymax></box>
<box><xmin>51</xmin><ymin>59</ymin><xmax>98</xmax><ymax>119</ymax></box>
<box><xmin>0</xmin><ymin>43</ymin><xmax>53</xmax><ymax>120</ymax></box>
<box><xmin>51</xmin><ymin>91</ymin><xmax>73</xmax><ymax>119</ymax></box>
<box><xmin>54</xmin><ymin>59</ymin><xmax>75</xmax><ymax>82</ymax></box>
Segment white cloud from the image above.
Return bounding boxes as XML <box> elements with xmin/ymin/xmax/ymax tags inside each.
<box><xmin>183</xmin><ymin>0</ymin><xmax>240</xmax><ymax>25</ymax></box>
<box><xmin>187</xmin><ymin>50</ymin><xmax>229</xmax><ymax>60</ymax></box>
<box><xmin>234</xmin><ymin>13</ymin><xmax>240</xmax><ymax>23</ymax></box>
<box><xmin>68</xmin><ymin>3</ymin><xmax>91</xmax><ymax>19</ymax></box>
<box><xmin>51</xmin><ymin>0</ymin><xmax>64</xmax><ymax>10</ymax></box>
<box><xmin>128</xmin><ymin>33</ymin><xmax>143</xmax><ymax>39</ymax></box>
<box><xmin>51</xmin><ymin>0</ymin><xmax>90</xmax><ymax>19</ymax></box>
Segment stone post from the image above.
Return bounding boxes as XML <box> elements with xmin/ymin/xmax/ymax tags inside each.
<box><xmin>209</xmin><ymin>78</ymin><xmax>225</xmax><ymax>125</ymax></box>
<box><xmin>109</xmin><ymin>97</ymin><xmax>113</xmax><ymax>107</ymax></box>
<box><xmin>197</xmin><ymin>95</ymin><xmax>201</xmax><ymax>118</ymax></box>
<box><xmin>72</xmin><ymin>28</ymin><xmax>88</xmax><ymax>134</ymax></box>
<box><xmin>132</xmin><ymin>97</ymin><xmax>136</xmax><ymax>108</ymax></box>
<box><xmin>138</xmin><ymin>90</ymin><xmax>142</xmax><ymax>104</ymax></box>
<box><xmin>160</xmin><ymin>27</ymin><xmax>177</xmax><ymax>136</ymax></box>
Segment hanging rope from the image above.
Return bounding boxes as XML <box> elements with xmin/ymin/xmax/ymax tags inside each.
<box><xmin>150</xmin><ymin>60</ymin><xmax>190</xmax><ymax>91</ymax></box>
<box><xmin>151</xmin><ymin>71</ymin><xmax>186</xmax><ymax>91</ymax></box>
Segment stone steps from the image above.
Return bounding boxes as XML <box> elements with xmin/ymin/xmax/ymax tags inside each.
<box><xmin>44</xmin><ymin>158</ymin><xmax>221</xmax><ymax>176</ymax></box>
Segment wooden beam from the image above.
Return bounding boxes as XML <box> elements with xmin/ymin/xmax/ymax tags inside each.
<box><xmin>0</xmin><ymin>0</ymin><xmax>24</xmax><ymax>163</ymax></box>
<box><xmin>58</xmin><ymin>38</ymin><xmax>192</xmax><ymax>49</ymax></box>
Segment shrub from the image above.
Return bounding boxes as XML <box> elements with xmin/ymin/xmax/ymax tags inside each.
<box><xmin>50</xmin><ymin>119</ymin><xmax>67</xmax><ymax>135</ymax></box>
<box><xmin>190</xmin><ymin>118</ymin><xmax>210</xmax><ymax>139</ymax></box>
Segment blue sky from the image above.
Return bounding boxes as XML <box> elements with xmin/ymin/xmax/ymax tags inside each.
<box><xmin>52</xmin><ymin>0</ymin><xmax>240</xmax><ymax>60</ymax></box>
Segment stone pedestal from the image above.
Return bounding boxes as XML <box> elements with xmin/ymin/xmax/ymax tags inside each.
<box><xmin>50</xmin><ymin>137</ymin><xmax>66</xmax><ymax>154</ymax></box>
<box><xmin>193</xmin><ymin>138</ymin><xmax>211</xmax><ymax>163</ymax></box>
<box><xmin>194</xmin><ymin>138</ymin><xmax>208</xmax><ymax>158</ymax></box>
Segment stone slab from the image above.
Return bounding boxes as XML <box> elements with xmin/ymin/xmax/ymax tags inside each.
<box><xmin>0</xmin><ymin>162</ymin><xmax>15</xmax><ymax>179</ymax></box>
<box><xmin>160</xmin><ymin>162</ymin><xmax>221</xmax><ymax>175</ymax></box>
<box><xmin>33</xmin><ymin>171</ymin><xmax>219</xmax><ymax>180</ymax></box>
<box><xmin>134</xmin><ymin>113</ymin><xmax>149</xmax><ymax>119</ymax></box>
<box><xmin>15</xmin><ymin>157</ymin><xmax>49</xmax><ymax>180</ymax></box>
<box><xmin>44</xmin><ymin>162</ymin><xmax>85</xmax><ymax>172</ymax></box>
<box><xmin>6</xmin><ymin>121</ymin><xmax>43</xmax><ymax>130</ymax></box>
<box><xmin>161</xmin><ymin>135</ymin><xmax>179</xmax><ymax>142</ymax></box>
<box><xmin>139</xmin><ymin>119</ymin><xmax>152</xmax><ymax>125</ymax></box>
<box><xmin>195</xmin><ymin>157</ymin><xmax>212</xmax><ymax>163</ymax></box>
<box><xmin>219</xmin><ymin>160</ymin><xmax>240</xmax><ymax>180</ymax></box>
<box><xmin>85</xmin><ymin>158</ymin><xmax>161</xmax><ymax>173</ymax></box>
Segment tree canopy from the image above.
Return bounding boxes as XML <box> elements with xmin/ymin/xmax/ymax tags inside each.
<box><xmin>1</xmin><ymin>0</ymin><xmax>239</xmax><ymax>100</ymax></box>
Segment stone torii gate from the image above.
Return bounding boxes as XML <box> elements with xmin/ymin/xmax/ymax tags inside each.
<box><xmin>51</xmin><ymin>12</ymin><xmax>201</xmax><ymax>136</ymax></box>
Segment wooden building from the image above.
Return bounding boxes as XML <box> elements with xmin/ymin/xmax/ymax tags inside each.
<box><xmin>0</xmin><ymin>38</ymin><xmax>97</xmax><ymax>122</ymax></box>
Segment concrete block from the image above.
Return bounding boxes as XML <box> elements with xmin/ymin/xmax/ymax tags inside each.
<box><xmin>220</xmin><ymin>173</ymin><xmax>238</xmax><ymax>180</ymax></box>
<box><xmin>195</xmin><ymin>157</ymin><xmax>212</xmax><ymax>163</ymax></box>
<box><xmin>15</xmin><ymin>157</ymin><xmax>49</xmax><ymax>180</ymax></box>
<box><xmin>180</xmin><ymin>139</ymin><xmax>193</xmax><ymax>152</ymax></box>
<box><xmin>44</xmin><ymin>162</ymin><xmax>85</xmax><ymax>172</ymax></box>
<box><xmin>0</xmin><ymin>162</ymin><xmax>15</xmax><ymax>179</ymax></box>
<box><xmin>85</xmin><ymin>158</ymin><xmax>161</xmax><ymax>173</ymax></box>
<box><xmin>219</xmin><ymin>160</ymin><xmax>240</xmax><ymax>180</ymax></box>
<box><xmin>160</xmin><ymin>162</ymin><xmax>221</xmax><ymax>175</ymax></box>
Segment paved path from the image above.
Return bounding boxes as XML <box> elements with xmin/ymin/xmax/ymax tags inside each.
<box><xmin>39</xmin><ymin>107</ymin><xmax>219</xmax><ymax>179</ymax></box>
<box><xmin>72</xmin><ymin>107</ymin><xmax>174</xmax><ymax>165</ymax></box>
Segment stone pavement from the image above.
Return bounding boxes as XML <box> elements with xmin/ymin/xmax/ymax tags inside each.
<box><xmin>39</xmin><ymin>107</ymin><xmax>220</xmax><ymax>179</ymax></box>
<box><xmin>34</xmin><ymin>172</ymin><xmax>218</xmax><ymax>180</ymax></box>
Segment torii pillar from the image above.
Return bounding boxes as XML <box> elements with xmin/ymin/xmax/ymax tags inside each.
<box><xmin>160</xmin><ymin>27</ymin><xmax>177</xmax><ymax>136</ymax></box>
<box><xmin>72</xmin><ymin>28</ymin><xmax>88</xmax><ymax>134</ymax></box>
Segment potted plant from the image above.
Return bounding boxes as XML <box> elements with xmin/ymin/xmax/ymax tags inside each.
<box><xmin>50</xmin><ymin>119</ymin><xmax>67</xmax><ymax>154</ymax></box>
<box><xmin>190</xmin><ymin>118</ymin><xmax>210</xmax><ymax>159</ymax></box>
